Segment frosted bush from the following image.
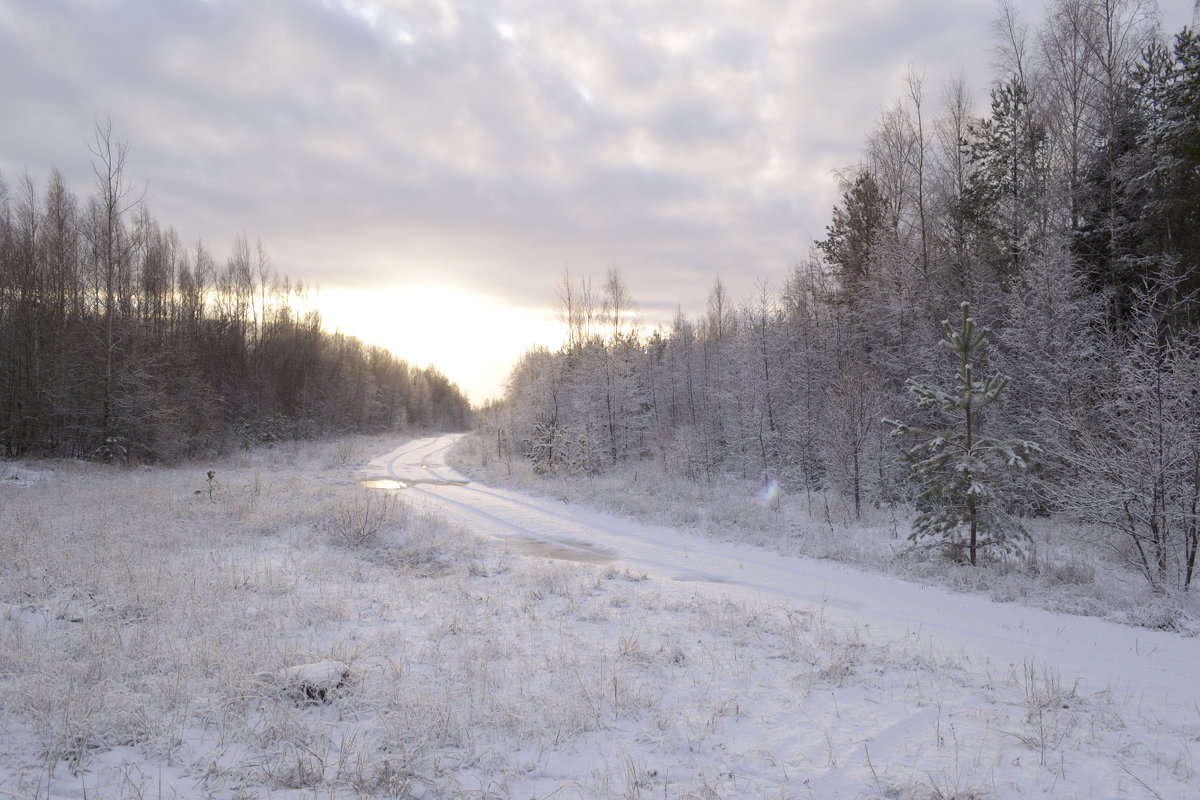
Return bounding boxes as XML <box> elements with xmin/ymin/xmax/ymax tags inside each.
<box><xmin>322</xmin><ymin>489</ymin><xmax>409</xmax><ymax>547</ymax></box>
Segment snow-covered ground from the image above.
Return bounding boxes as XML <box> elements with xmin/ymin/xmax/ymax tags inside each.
<box><xmin>1</xmin><ymin>434</ymin><xmax>1197</xmax><ymax>798</ymax></box>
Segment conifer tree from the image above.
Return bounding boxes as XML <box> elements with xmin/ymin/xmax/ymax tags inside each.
<box><xmin>888</xmin><ymin>302</ymin><xmax>1038</xmax><ymax>565</ymax></box>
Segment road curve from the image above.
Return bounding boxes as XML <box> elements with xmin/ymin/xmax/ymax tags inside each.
<box><xmin>363</xmin><ymin>434</ymin><xmax>1200</xmax><ymax>707</ymax></box>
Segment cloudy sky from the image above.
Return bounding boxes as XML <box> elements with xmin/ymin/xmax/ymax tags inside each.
<box><xmin>1</xmin><ymin>1</ymin><xmax>1193</xmax><ymax>402</ymax></box>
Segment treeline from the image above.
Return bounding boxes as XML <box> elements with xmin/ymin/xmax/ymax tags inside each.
<box><xmin>482</xmin><ymin>2</ymin><xmax>1200</xmax><ymax>590</ymax></box>
<box><xmin>0</xmin><ymin>123</ymin><xmax>471</xmax><ymax>462</ymax></box>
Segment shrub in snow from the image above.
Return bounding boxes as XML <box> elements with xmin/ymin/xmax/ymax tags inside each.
<box><xmin>322</xmin><ymin>489</ymin><xmax>406</xmax><ymax>547</ymax></box>
<box><xmin>270</xmin><ymin>660</ymin><xmax>351</xmax><ymax>705</ymax></box>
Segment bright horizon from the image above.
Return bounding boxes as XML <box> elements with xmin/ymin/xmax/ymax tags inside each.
<box><xmin>314</xmin><ymin>284</ymin><xmax>567</xmax><ymax>405</ymax></box>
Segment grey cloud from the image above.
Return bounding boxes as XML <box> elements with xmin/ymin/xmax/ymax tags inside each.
<box><xmin>1</xmin><ymin>0</ymin><xmax>1019</xmax><ymax>325</ymax></box>
<box><xmin>650</xmin><ymin>100</ymin><xmax>743</xmax><ymax>146</ymax></box>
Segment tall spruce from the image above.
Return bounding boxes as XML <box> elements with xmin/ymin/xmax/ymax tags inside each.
<box><xmin>1138</xmin><ymin>29</ymin><xmax>1200</xmax><ymax>326</ymax></box>
<box><xmin>962</xmin><ymin>78</ymin><xmax>1052</xmax><ymax>290</ymax></box>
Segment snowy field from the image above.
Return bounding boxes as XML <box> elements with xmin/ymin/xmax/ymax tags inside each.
<box><xmin>1</xmin><ymin>434</ymin><xmax>1198</xmax><ymax>799</ymax></box>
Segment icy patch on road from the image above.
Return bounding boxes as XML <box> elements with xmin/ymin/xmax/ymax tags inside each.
<box><xmin>509</xmin><ymin>535</ymin><xmax>616</xmax><ymax>564</ymax></box>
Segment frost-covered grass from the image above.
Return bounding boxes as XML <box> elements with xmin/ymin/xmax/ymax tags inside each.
<box><xmin>1</xmin><ymin>434</ymin><xmax>1197</xmax><ymax>799</ymax></box>
<box><xmin>449</xmin><ymin>435</ymin><xmax>1200</xmax><ymax>634</ymax></box>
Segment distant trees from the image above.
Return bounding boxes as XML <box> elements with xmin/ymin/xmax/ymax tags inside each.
<box><xmin>0</xmin><ymin>126</ymin><xmax>470</xmax><ymax>461</ymax></box>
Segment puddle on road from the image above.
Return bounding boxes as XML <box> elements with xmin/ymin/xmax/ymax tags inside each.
<box><xmin>359</xmin><ymin>475</ymin><xmax>469</xmax><ymax>490</ymax></box>
<box><xmin>360</xmin><ymin>479</ymin><xmax>407</xmax><ymax>490</ymax></box>
<box><xmin>509</xmin><ymin>536</ymin><xmax>616</xmax><ymax>565</ymax></box>
<box><xmin>671</xmin><ymin>574</ymin><xmax>731</xmax><ymax>584</ymax></box>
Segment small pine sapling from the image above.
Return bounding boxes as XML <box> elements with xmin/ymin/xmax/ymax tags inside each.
<box><xmin>193</xmin><ymin>470</ymin><xmax>219</xmax><ymax>501</ymax></box>
<box><xmin>887</xmin><ymin>302</ymin><xmax>1038</xmax><ymax>565</ymax></box>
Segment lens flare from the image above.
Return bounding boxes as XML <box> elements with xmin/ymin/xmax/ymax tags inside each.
<box><xmin>758</xmin><ymin>472</ymin><xmax>779</xmax><ymax>506</ymax></box>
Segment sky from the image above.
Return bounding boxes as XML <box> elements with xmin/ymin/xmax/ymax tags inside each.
<box><xmin>1</xmin><ymin>0</ymin><xmax>1195</xmax><ymax>404</ymax></box>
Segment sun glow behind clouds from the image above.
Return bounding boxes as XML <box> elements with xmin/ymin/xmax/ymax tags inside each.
<box><xmin>314</xmin><ymin>285</ymin><xmax>564</xmax><ymax>406</ymax></box>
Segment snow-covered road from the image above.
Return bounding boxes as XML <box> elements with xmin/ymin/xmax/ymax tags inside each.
<box><xmin>365</xmin><ymin>434</ymin><xmax>1200</xmax><ymax>710</ymax></box>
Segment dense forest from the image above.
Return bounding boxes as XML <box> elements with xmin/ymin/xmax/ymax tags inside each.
<box><xmin>0</xmin><ymin>122</ymin><xmax>472</xmax><ymax>463</ymax></box>
<box><xmin>481</xmin><ymin>1</ymin><xmax>1200</xmax><ymax>591</ymax></box>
